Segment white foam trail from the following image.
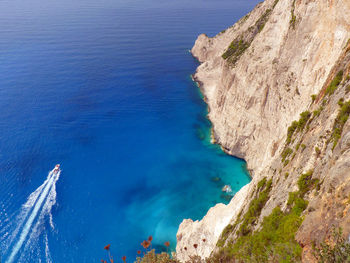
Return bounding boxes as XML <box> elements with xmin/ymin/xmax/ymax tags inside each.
<box><xmin>44</xmin><ymin>233</ymin><xmax>53</xmax><ymax>263</ymax></box>
<box><xmin>21</xmin><ymin>174</ymin><xmax>58</xmax><ymax>260</ymax></box>
<box><xmin>5</xmin><ymin>169</ymin><xmax>60</xmax><ymax>263</ymax></box>
<box><xmin>2</xmin><ymin>175</ymin><xmax>52</xmax><ymax>250</ymax></box>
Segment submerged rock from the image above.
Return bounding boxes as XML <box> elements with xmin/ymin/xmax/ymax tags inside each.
<box><xmin>210</xmin><ymin>176</ymin><xmax>221</xmax><ymax>182</ymax></box>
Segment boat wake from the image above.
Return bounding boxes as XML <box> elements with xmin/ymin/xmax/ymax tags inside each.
<box><xmin>1</xmin><ymin>167</ymin><xmax>60</xmax><ymax>263</ymax></box>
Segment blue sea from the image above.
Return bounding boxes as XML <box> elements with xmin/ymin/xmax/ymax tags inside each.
<box><xmin>0</xmin><ymin>0</ymin><xmax>259</xmax><ymax>262</ymax></box>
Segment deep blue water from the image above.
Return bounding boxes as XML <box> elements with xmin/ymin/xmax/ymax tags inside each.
<box><xmin>0</xmin><ymin>0</ymin><xmax>259</xmax><ymax>262</ymax></box>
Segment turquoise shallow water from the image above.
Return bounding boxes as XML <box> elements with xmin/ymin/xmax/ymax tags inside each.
<box><xmin>0</xmin><ymin>0</ymin><xmax>259</xmax><ymax>262</ymax></box>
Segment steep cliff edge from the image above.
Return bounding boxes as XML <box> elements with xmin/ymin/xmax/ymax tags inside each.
<box><xmin>176</xmin><ymin>0</ymin><xmax>350</xmax><ymax>262</ymax></box>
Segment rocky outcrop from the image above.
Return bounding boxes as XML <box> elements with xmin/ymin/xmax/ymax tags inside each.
<box><xmin>176</xmin><ymin>0</ymin><xmax>350</xmax><ymax>261</ymax></box>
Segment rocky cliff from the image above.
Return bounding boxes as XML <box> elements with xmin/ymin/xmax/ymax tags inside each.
<box><xmin>176</xmin><ymin>0</ymin><xmax>350</xmax><ymax>262</ymax></box>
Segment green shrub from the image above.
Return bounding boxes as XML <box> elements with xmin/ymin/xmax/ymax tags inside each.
<box><xmin>286</xmin><ymin>121</ymin><xmax>298</xmax><ymax>144</ymax></box>
<box><xmin>222</xmin><ymin>38</ymin><xmax>250</xmax><ymax>63</ymax></box>
<box><xmin>330</xmin><ymin>100</ymin><xmax>350</xmax><ymax>149</ymax></box>
<box><xmin>287</xmin><ymin>192</ymin><xmax>299</xmax><ymax>206</ymax></box>
<box><xmin>290</xmin><ymin>0</ymin><xmax>296</xmax><ymax>29</ymax></box>
<box><xmin>297</xmin><ymin>170</ymin><xmax>315</xmax><ymax>196</ymax></box>
<box><xmin>313</xmin><ymin>227</ymin><xmax>350</xmax><ymax>263</ymax></box>
<box><xmin>216</xmin><ymin>204</ymin><xmax>304</xmax><ymax>262</ymax></box>
<box><xmin>135</xmin><ymin>250</ymin><xmax>179</xmax><ymax>263</ymax></box>
<box><xmin>315</xmin><ymin>147</ymin><xmax>321</xmax><ymax>156</ymax></box>
<box><xmin>291</xmin><ymin>197</ymin><xmax>309</xmax><ymax>215</ymax></box>
<box><xmin>217</xmin><ymin>178</ymin><xmax>272</xmax><ymax>246</ymax></box>
<box><xmin>322</xmin><ymin>98</ymin><xmax>328</xmax><ymax>106</ymax></box>
<box><xmin>217</xmin><ymin>224</ymin><xmax>234</xmax><ymax>247</ymax></box>
<box><xmin>326</xmin><ymin>70</ymin><xmax>343</xmax><ymax>95</ymax></box>
<box><xmin>257</xmin><ymin>177</ymin><xmax>267</xmax><ymax>190</ymax></box>
<box><xmin>285</xmin><ymin>111</ymin><xmax>311</xmax><ymax>144</ymax></box>
<box><xmin>211</xmin><ymin>169</ymin><xmax>322</xmax><ymax>262</ymax></box>
<box><xmin>292</xmin><ymin>152</ymin><xmax>296</xmax><ymax>159</ymax></box>
<box><xmin>313</xmin><ymin>106</ymin><xmax>324</xmax><ymax>117</ymax></box>
<box><xmin>301</xmin><ymin>144</ymin><xmax>306</xmax><ymax>150</ymax></box>
<box><xmin>238</xmin><ymin>179</ymin><xmax>272</xmax><ymax>236</ymax></box>
<box><xmin>288</xmin><ymin>170</ymin><xmax>318</xmax><ymax>210</ymax></box>
<box><xmin>338</xmin><ymin>98</ymin><xmax>344</xmax><ymax>107</ymax></box>
<box><xmin>272</xmin><ymin>0</ymin><xmax>280</xmax><ymax>8</ymax></box>
<box><xmin>298</xmin><ymin>111</ymin><xmax>311</xmax><ymax>131</ymax></box>
<box><xmin>222</xmin><ymin>0</ymin><xmax>278</xmax><ymax>65</ymax></box>
<box><xmin>290</xmin><ymin>14</ymin><xmax>296</xmax><ymax>28</ymax></box>
<box><xmin>311</xmin><ymin>94</ymin><xmax>317</xmax><ymax>102</ymax></box>
<box><xmin>255</xmin><ymin>8</ymin><xmax>272</xmax><ymax>32</ymax></box>
<box><xmin>281</xmin><ymin>147</ymin><xmax>293</xmax><ymax>162</ymax></box>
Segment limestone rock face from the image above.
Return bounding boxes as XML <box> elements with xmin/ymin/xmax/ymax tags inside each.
<box><xmin>192</xmin><ymin>0</ymin><xmax>350</xmax><ymax>176</ymax></box>
<box><xmin>176</xmin><ymin>0</ymin><xmax>350</xmax><ymax>261</ymax></box>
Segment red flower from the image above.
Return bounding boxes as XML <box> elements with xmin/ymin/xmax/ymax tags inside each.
<box><xmin>141</xmin><ymin>240</ymin><xmax>150</xmax><ymax>249</ymax></box>
<box><xmin>104</xmin><ymin>244</ymin><xmax>111</xmax><ymax>251</ymax></box>
<box><xmin>137</xmin><ymin>250</ymin><xmax>141</xmax><ymax>254</ymax></box>
<box><xmin>164</xmin><ymin>241</ymin><xmax>170</xmax><ymax>247</ymax></box>
<box><xmin>148</xmin><ymin>236</ymin><xmax>153</xmax><ymax>242</ymax></box>
<box><xmin>122</xmin><ymin>255</ymin><xmax>126</xmax><ymax>262</ymax></box>
<box><xmin>193</xmin><ymin>244</ymin><xmax>198</xmax><ymax>249</ymax></box>
<box><xmin>144</xmin><ymin>241</ymin><xmax>150</xmax><ymax>248</ymax></box>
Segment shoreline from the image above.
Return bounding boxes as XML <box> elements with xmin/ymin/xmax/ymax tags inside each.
<box><xmin>174</xmin><ymin>50</ymin><xmax>253</xmax><ymax>262</ymax></box>
<box><xmin>190</xmin><ymin>65</ymin><xmax>252</xmax><ymax>178</ymax></box>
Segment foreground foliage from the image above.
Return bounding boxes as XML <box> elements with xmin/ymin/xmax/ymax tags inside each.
<box><xmin>210</xmin><ymin>170</ymin><xmax>322</xmax><ymax>262</ymax></box>
<box><xmin>135</xmin><ymin>250</ymin><xmax>178</xmax><ymax>263</ymax></box>
<box><xmin>313</xmin><ymin>227</ymin><xmax>350</xmax><ymax>263</ymax></box>
<box><xmin>214</xmin><ymin>198</ymin><xmax>304</xmax><ymax>262</ymax></box>
<box><xmin>216</xmin><ymin>177</ymin><xmax>272</xmax><ymax>248</ymax></box>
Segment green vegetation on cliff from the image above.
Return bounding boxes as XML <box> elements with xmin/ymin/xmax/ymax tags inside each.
<box><xmin>222</xmin><ymin>1</ymin><xmax>279</xmax><ymax>65</ymax></box>
<box><xmin>214</xmin><ymin>205</ymin><xmax>303</xmax><ymax>262</ymax></box>
<box><xmin>285</xmin><ymin>111</ymin><xmax>311</xmax><ymax>144</ymax></box>
<box><xmin>290</xmin><ymin>0</ymin><xmax>296</xmax><ymax>29</ymax></box>
<box><xmin>330</xmin><ymin>99</ymin><xmax>350</xmax><ymax>149</ymax></box>
<box><xmin>217</xmin><ymin>177</ymin><xmax>272</xmax><ymax>247</ymax></box>
<box><xmin>313</xmin><ymin>227</ymin><xmax>350</xmax><ymax>263</ymax></box>
<box><xmin>222</xmin><ymin>38</ymin><xmax>250</xmax><ymax>63</ymax></box>
<box><xmin>326</xmin><ymin>70</ymin><xmax>343</xmax><ymax>96</ymax></box>
<box><xmin>211</xmin><ymin>170</ymin><xmax>322</xmax><ymax>262</ymax></box>
<box><xmin>237</xmin><ymin>178</ymin><xmax>273</xmax><ymax>236</ymax></box>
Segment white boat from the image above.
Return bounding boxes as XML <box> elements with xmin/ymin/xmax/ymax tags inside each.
<box><xmin>53</xmin><ymin>164</ymin><xmax>61</xmax><ymax>174</ymax></box>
